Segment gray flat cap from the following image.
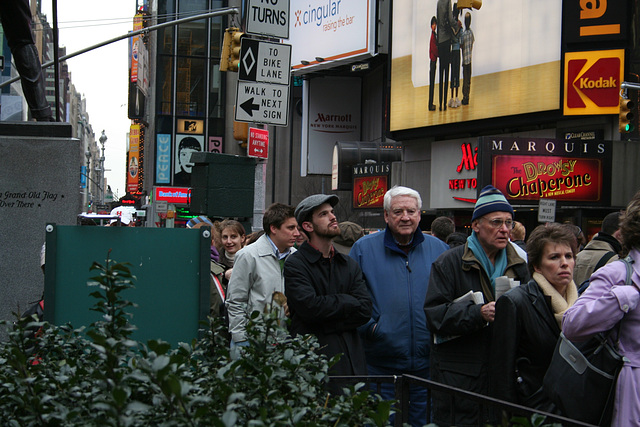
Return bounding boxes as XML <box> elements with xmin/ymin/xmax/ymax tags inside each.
<box><xmin>295</xmin><ymin>194</ymin><xmax>339</xmax><ymax>224</ymax></box>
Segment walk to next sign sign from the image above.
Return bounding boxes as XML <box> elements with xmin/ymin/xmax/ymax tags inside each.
<box><xmin>246</xmin><ymin>0</ymin><xmax>290</xmax><ymax>39</ymax></box>
<box><xmin>235</xmin><ymin>82</ymin><xmax>289</xmax><ymax>126</ymax></box>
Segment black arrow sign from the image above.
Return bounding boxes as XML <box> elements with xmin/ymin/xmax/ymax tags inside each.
<box><xmin>240</xmin><ymin>97</ymin><xmax>260</xmax><ymax>116</ymax></box>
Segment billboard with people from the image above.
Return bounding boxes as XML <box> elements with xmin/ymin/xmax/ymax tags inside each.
<box><xmin>390</xmin><ymin>0</ymin><xmax>562</xmax><ymax>132</ymax></box>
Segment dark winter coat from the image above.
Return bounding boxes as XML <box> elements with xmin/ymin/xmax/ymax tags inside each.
<box><xmin>284</xmin><ymin>242</ymin><xmax>372</xmax><ymax>378</ymax></box>
<box><xmin>491</xmin><ymin>279</ymin><xmax>560</xmax><ymax>411</ymax></box>
<box><xmin>424</xmin><ymin>242</ymin><xmax>529</xmax><ymax>427</ymax></box>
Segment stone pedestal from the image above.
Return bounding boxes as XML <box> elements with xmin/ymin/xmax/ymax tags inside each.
<box><xmin>0</xmin><ymin>122</ymin><xmax>78</xmax><ymax>340</ymax></box>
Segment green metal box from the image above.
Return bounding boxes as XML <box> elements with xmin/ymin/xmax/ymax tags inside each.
<box><xmin>190</xmin><ymin>153</ymin><xmax>256</xmax><ymax>219</ymax></box>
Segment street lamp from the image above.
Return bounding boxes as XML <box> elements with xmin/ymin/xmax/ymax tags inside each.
<box><xmin>99</xmin><ymin>130</ymin><xmax>107</xmax><ymax>205</ymax></box>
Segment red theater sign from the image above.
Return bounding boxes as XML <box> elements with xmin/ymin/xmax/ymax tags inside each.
<box><xmin>563</xmin><ymin>49</ymin><xmax>624</xmax><ymax>115</ymax></box>
<box><xmin>477</xmin><ymin>137</ymin><xmax>613</xmax><ymax>206</ymax></box>
<box><xmin>352</xmin><ymin>163</ymin><xmax>390</xmax><ymax>209</ymax></box>
<box><xmin>493</xmin><ymin>155</ymin><xmax>602</xmax><ymax>202</ymax></box>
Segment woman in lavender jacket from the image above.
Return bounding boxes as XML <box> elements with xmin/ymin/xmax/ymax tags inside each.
<box><xmin>563</xmin><ymin>191</ymin><xmax>640</xmax><ymax>426</ymax></box>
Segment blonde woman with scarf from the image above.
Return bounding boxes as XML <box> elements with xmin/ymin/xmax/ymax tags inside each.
<box><xmin>491</xmin><ymin>223</ymin><xmax>578</xmax><ymax>412</ymax></box>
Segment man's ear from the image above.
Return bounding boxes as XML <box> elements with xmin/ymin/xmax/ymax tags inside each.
<box><xmin>471</xmin><ymin>219</ymin><xmax>480</xmax><ymax>233</ymax></box>
<box><xmin>270</xmin><ymin>224</ymin><xmax>279</xmax><ymax>235</ymax></box>
<box><xmin>302</xmin><ymin>221</ymin><xmax>314</xmax><ymax>233</ymax></box>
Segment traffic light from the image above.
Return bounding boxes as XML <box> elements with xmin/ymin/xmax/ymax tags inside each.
<box><xmin>619</xmin><ymin>96</ymin><xmax>635</xmax><ymax>134</ymax></box>
<box><xmin>219</xmin><ymin>27</ymin><xmax>244</xmax><ymax>72</ymax></box>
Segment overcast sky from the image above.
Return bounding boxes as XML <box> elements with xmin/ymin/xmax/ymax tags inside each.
<box><xmin>41</xmin><ymin>0</ymin><xmax>137</xmax><ymax>199</ymax></box>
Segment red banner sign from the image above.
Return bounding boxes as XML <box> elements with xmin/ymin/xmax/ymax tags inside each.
<box><xmin>154</xmin><ymin>187</ymin><xmax>191</xmax><ymax>204</ymax></box>
<box><xmin>353</xmin><ymin>175</ymin><xmax>388</xmax><ymax>209</ymax></box>
<box><xmin>492</xmin><ymin>155</ymin><xmax>602</xmax><ymax>202</ymax></box>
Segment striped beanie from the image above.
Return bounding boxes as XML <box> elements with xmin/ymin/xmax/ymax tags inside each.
<box><xmin>186</xmin><ymin>215</ymin><xmax>214</xmax><ymax>229</ymax></box>
<box><xmin>472</xmin><ymin>185</ymin><xmax>514</xmax><ymax>221</ymax></box>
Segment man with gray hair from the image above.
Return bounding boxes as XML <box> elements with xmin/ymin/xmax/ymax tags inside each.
<box><xmin>350</xmin><ymin>186</ymin><xmax>449</xmax><ymax>426</ymax></box>
<box><xmin>573</xmin><ymin>211</ymin><xmax>622</xmax><ymax>286</ymax></box>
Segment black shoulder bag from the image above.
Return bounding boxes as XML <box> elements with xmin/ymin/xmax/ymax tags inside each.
<box><xmin>543</xmin><ymin>256</ymin><xmax>634</xmax><ymax>426</ymax></box>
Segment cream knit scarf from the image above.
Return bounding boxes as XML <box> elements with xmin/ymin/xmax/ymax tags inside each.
<box><xmin>533</xmin><ymin>272</ymin><xmax>578</xmax><ymax>328</ymax></box>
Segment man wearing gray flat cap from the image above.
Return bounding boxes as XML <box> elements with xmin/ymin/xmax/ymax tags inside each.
<box><xmin>284</xmin><ymin>194</ymin><xmax>372</xmax><ymax>392</ymax></box>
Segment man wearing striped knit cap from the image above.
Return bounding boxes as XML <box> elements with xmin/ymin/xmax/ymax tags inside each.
<box><xmin>424</xmin><ymin>185</ymin><xmax>530</xmax><ymax>426</ymax></box>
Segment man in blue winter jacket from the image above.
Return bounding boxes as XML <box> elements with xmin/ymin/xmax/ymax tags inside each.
<box><xmin>350</xmin><ymin>186</ymin><xmax>449</xmax><ymax>426</ymax></box>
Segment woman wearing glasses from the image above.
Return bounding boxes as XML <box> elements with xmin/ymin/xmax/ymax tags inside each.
<box><xmin>491</xmin><ymin>223</ymin><xmax>579</xmax><ymax>412</ymax></box>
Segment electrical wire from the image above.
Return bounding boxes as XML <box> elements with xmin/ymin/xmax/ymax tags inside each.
<box><xmin>33</xmin><ymin>9</ymin><xmax>223</xmax><ymax>32</ymax></box>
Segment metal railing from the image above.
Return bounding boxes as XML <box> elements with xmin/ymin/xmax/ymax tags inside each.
<box><xmin>330</xmin><ymin>374</ymin><xmax>596</xmax><ymax>427</ymax></box>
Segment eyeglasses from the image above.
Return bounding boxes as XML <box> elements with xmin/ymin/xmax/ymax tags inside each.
<box><xmin>482</xmin><ymin>218</ymin><xmax>515</xmax><ymax>229</ymax></box>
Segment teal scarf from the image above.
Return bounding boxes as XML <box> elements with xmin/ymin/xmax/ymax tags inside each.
<box><xmin>467</xmin><ymin>231</ymin><xmax>508</xmax><ymax>291</ymax></box>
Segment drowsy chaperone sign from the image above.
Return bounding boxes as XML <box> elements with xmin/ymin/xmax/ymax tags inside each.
<box><xmin>478</xmin><ymin>137</ymin><xmax>612</xmax><ymax>206</ymax></box>
<box><xmin>352</xmin><ymin>163</ymin><xmax>390</xmax><ymax>209</ymax></box>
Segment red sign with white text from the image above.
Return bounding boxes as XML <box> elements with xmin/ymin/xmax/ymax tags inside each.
<box><xmin>154</xmin><ymin>187</ymin><xmax>191</xmax><ymax>205</ymax></box>
<box><xmin>492</xmin><ymin>155</ymin><xmax>603</xmax><ymax>202</ymax></box>
<box><xmin>248</xmin><ymin>128</ymin><xmax>269</xmax><ymax>159</ymax></box>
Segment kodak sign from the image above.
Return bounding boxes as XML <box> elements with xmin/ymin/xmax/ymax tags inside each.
<box><xmin>563</xmin><ymin>49</ymin><xmax>624</xmax><ymax>115</ymax></box>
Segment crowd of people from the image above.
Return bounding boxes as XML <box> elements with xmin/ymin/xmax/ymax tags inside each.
<box><xmin>182</xmin><ymin>184</ymin><xmax>640</xmax><ymax>427</ymax></box>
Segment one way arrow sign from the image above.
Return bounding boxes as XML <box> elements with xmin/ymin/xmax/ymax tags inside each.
<box><xmin>240</xmin><ymin>98</ymin><xmax>259</xmax><ymax>116</ymax></box>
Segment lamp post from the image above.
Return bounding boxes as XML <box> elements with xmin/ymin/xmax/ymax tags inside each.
<box><xmin>99</xmin><ymin>130</ymin><xmax>107</xmax><ymax>205</ymax></box>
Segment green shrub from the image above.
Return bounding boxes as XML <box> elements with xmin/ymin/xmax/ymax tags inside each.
<box><xmin>0</xmin><ymin>254</ymin><xmax>391</xmax><ymax>426</ymax></box>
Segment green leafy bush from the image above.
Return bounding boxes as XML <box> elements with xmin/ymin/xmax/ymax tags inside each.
<box><xmin>0</xmin><ymin>254</ymin><xmax>391</xmax><ymax>426</ymax></box>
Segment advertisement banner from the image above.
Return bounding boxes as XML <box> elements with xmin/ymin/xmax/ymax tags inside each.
<box><xmin>289</xmin><ymin>0</ymin><xmax>375</xmax><ymax>73</ymax></box>
<box><xmin>156</xmin><ymin>134</ymin><xmax>171</xmax><ymax>184</ymax></box>
<box><xmin>429</xmin><ymin>139</ymin><xmax>479</xmax><ymax>208</ymax></box>
<box><xmin>303</xmin><ymin>77</ymin><xmax>361</xmax><ymax>175</ymax></box>
<box><xmin>154</xmin><ymin>186</ymin><xmax>190</xmax><ymax>205</ymax></box>
<box><xmin>174</xmin><ymin>135</ymin><xmax>203</xmax><ymax>187</ymax></box>
<box><xmin>477</xmin><ymin>136</ymin><xmax>612</xmax><ymax>206</ymax></box>
<box><xmin>563</xmin><ymin>49</ymin><xmax>624</xmax><ymax>115</ymax></box>
<box><xmin>130</xmin><ymin>14</ymin><xmax>143</xmax><ymax>83</ymax></box>
<box><xmin>353</xmin><ymin>175</ymin><xmax>387</xmax><ymax>209</ymax></box>
<box><xmin>390</xmin><ymin>0</ymin><xmax>562</xmax><ymax>132</ymax></box>
<box><xmin>127</xmin><ymin>124</ymin><xmax>140</xmax><ymax>193</ymax></box>
<box><xmin>492</xmin><ymin>155</ymin><xmax>602</xmax><ymax>202</ymax></box>
<box><xmin>352</xmin><ymin>163</ymin><xmax>391</xmax><ymax>209</ymax></box>
<box><xmin>563</xmin><ymin>0</ymin><xmax>628</xmax><ymax>44</ymax></box>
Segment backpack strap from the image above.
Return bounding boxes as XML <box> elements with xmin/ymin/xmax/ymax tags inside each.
<box><xmin>621</xmin><ymin>255</ymin><xmax>635</xmax><ymax>287</ymax></box>
<box><xmin>594</xmin><ymin>251</ymin><xmax>616</xmax><ymax>271</ymax></box>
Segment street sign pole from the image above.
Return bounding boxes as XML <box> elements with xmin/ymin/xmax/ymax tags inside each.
<box><xmin>237</xmin><ymin>2</ymin><xmax>291</xmax><ymax>230</ymax></box>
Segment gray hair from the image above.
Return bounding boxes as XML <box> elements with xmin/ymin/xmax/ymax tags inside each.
<box><xmin>383</xmin><ymin>186</ymin><xmax>422</xmax><ymax>212</ymax></box>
